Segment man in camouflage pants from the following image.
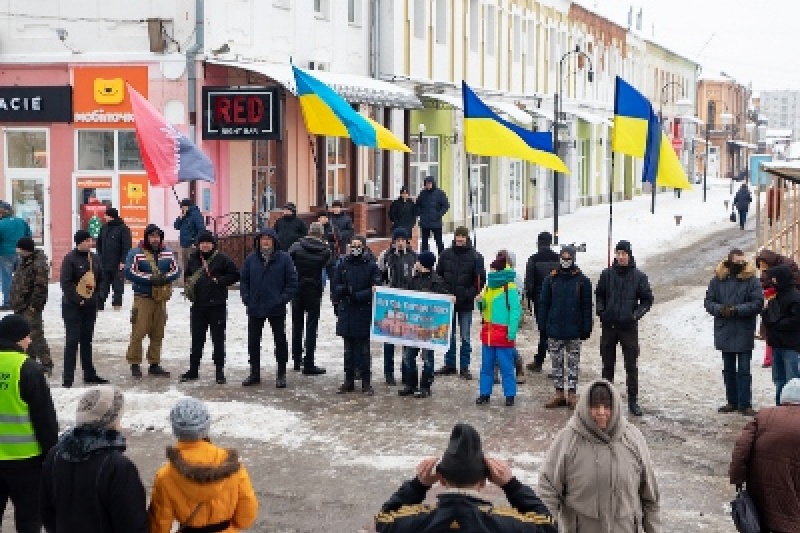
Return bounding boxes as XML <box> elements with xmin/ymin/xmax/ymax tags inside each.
<box><xmin>9</xmin><ymin>237</ymin><xmax>53</xmax><ymax>375</ymax></box>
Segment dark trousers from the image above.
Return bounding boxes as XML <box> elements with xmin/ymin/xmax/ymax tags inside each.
<box><xmin>97</xmin><ymin>268</ymin><xmax>125</xmax><ymax>307</ymax></box>
<box><xmin>189</xmin><ymin>304</ymin><xmax>226</xmax><ymax>368</ymax></box>
<box><xmin>722</xmin><ymin>351</ymin><xmax>752</xmax><ymax>409</ymax></box>
<box><xmin>533</xmin><ymin>300</ymin><xmax>548</xmax><ymax>364</ymax></box>
<box><xmin>343</xmin><ymin>336</ymin><xmax>371</xmax><ymax>384</ymax></box>
<box><xmin>0</xmin><ymin>465</ymin><xmax>42</xmax><ymax>533</ymax></box>
<box><xmin>291</xmin><ymin>292</ymin><xmax>322</xmax><ymax>368</ymax></box>
<box><xmin>383</xmin><ymin>343</ymin><xmax>410</xmax><ymax>380</ymax></box>
<box><xmin>247</xmin><ymin>314</ymin><xmax>289</xmax><ymax>375</ymax></box>
<box><xmin>62</xmin><ymin>302</ymin><xmax>98</xmax><ymax>384</ymax></box>
<box><xmin>600</xmin><ymin>324</ymin><xmax>640</xmax><ymax>396</ymax></box>
<box><xmin>420</xmin><ymin>227</ymin><xmax>444</xmax><ymax>254</ymax></box>
<box><xmin>738</xmin><ymin>209</ymin><xmax>748</xmax><ymax>230</ymax></box>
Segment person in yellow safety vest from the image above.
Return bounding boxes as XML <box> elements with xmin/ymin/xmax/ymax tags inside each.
<box><xmin>0</xmin><ymin>313</ymin><xmax>58</xmax><ymax>533</ymax></box>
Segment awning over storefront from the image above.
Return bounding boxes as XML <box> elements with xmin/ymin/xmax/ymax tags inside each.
<box><xmin>421</xmin><ymin>93</ymin><xmax>463</xmax><ymax>109</ymax></box>
<box><xmin>486</xmin><ymin>100</ymin><xmax>533</xmax><ymax>125</ymax></box>
<box><xmin>524</xmin><ymin>107</ymin><xmax>555</xmax><ymax>122</ymax></box>
<box><xmin>563</xmin><ymin>108</ymin><xmax>612</xmax><ymax>126</ymax></box>
<box><xmin>682</xmin><ymin>115</ymin><xmax>704</xmax><ymax>125</ymax></box>
<box><xmin>763</xmin><ymin>162</ymin><xmax>800</xmax><ymax>184</ymax></box>
<box><xmin>206</xmin><ymin>58</ymin><xmax>423</xmax><ymax>109</ymax></box>
<box><xmin>729</xmin><ymin>140</ymin><xmax>758</xmax><ymax>149</ymax></box>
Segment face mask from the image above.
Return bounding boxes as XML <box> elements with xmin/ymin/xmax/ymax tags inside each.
<box><xmin>728</xmin><ymin>262</ymin><xmax>745</xmax><ymax>276</ymax></box>
<box><xmin>560</xmin><ymin>258</ymin><xmax>573</xmax><ymax>269</ymax></box>
<box><xmin>351</xmin><ymin>246</ymin><xmax>363</xmax><ymax>257</ymax></box>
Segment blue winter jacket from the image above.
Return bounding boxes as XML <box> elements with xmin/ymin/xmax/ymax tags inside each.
<box><xmin>173</xmin><ymin>205</ymin><xmax>206</xmax><ymax>247</ymax></box>
<box><xmin>414</xmin><ymin>181</ymin><xmax>450</xmax><ymax>229</ymax></box>
<box><xmin>124</xmin><ymin>246</ymin><xmax>181</xmax><ymax>297</ymax></box>
<box><xmin>538</xmin><ymin>265</ymin><xmax>593</xmax><ymax>340</ymax></box>
<box><xmin>0</xmin><ymin>215</ymin><xmax>32</xmax><ymax>256</ymax></box>
<box><xmin>240</xmin><ymin>228</ymin><xmax>298</xmax><ymax>318</ymax></box>
<box><xmin>332</xmin><ymin>252</ymin><xmax>381</xmax><ymax>337</ymax></box>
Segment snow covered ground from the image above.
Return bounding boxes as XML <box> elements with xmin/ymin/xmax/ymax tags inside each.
<box><xmin>31</xmin><ymin>178</ymin><xmax>762</xmax><ymax>531</ymax></box>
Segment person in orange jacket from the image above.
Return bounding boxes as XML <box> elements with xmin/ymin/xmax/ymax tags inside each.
<box><xmin>148</xmin><ymin>397</ymin><xmax>258</xmax><ymax>533</ymax></box>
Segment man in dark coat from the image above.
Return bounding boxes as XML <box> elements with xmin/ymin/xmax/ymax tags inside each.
<box><xmin>333</xmin><ymin>235</ymin><xmax>381</xmax><ymax>395</ymax></box>
<box><xmin>40</xmin><ymin>385</ymin><xmax>148</xmax><ymax>533</ymax></box>
<box><xmin>377</xmin><ymin>228</ymin><xmax>417</xmax><ymax>385</ymax></box>
<box><xmin>330</xmin><ymin>200</ymin><xmax>354</xmax><ymax>256</ymax></box>
<box><xmin>704</xmin><ymin>248</ymin><xmax>763</xmax><ymax>415</ymax></box>
<box><xmin>179</xmin><ymin>231</ymin><xmax>240</xmax><ymax>385</ymax></box>
<box><xmin>415</xmin><ymin>177</ymin><xmax>449</xmax><ymax>254</ymax></box>
<box><xmin>60</xmin><ymin>230</ymin><xmax>109</xmax><ymax>388</ymax></box>
<box><xmin>173</xmin><ymin>198</ymin><xmax>205</xmax><ymax>276</ymax></box>
<box><xmin>0</xmin><ymin>314</ymin><xmax>59</xmax><ymax>533</ymax></box>
<box><xmin>762</xmin><ymin>264</ymin><xmax>800</xmax><ymax>406</ymax></box>
<box><xmin>523</xmin><ymin>231</ymin><xmax>560</xmax><ymax>373</ymax></box>
<box><xmin>375</xmin><ymin>423</ymin><xmax>556</xmax><ymax>533</ymax></box>
<box><xmin>274</xmin><ymin>202</ymin><xmax>307</xmax><ymax>253</ymax></box>
<box><xmin>10</xmin><ymin>237</ymin><xmax>52</xmax><ymax>374</ymax></box>
<box><xmin>594</xmin><ymin>240</ymin><xmax>654</xmax><ymax>416</ymax></box>
<box><xmin>96</xmin><ymin>207</ymin><xmax>132</xmax><ymax>310</ymax></box>
<box><xmin>388</xmin><ymin>186</ymin><xmax>417</xmax><ymax>237</ymax></box>
<box><xmin>317</xmin><ymin>210</ymin><xmax>337</xmax><ymax>287</ymax></box>
<box><xmin>730</xmin><ymin>377</ymin><xmax>800</xmax><ymax>533</ymax></box>
<box><xmin>240</xmin><ymin>228</ymin><xmax>298</xmax><ymax>388</ymax></box>
<box><xmin>288</xmin><ymin>222</ymin><xmax>331</xmax><ymax>375</ymax></box>
<box><xmin>733</xmin><ymin>183</ymin><xmax>752</xmax><ymax>230</ymax></box>
<box><xmin>539</xmin><ymin>245</ymin><xmax>592</xmax><ymax>410</ymax></box>
<box><xmin>434</xmin><ymin>226</ymin><xmax>485</xmax><ymax>380</ymax></box>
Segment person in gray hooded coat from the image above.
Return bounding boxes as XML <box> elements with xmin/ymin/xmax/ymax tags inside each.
<box><xmin>704</xmin><ymin>248</ymin><xmax>763</xmax><ymax>416</ymax></box>
<box><xmin>538</xmin><ymin>379</ymin><xmax>661</xmax><ymax>533</ymax></box>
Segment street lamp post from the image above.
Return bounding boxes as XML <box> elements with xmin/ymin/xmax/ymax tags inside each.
<box><xmin>553</xmin><ymin>45</ymin><xmax>593</xmax><ymax>245</ymax></box>
<box><xmin>703</xmin><ymin>100</ymin><xmax>715</xmax><ymax>203</ymax></box>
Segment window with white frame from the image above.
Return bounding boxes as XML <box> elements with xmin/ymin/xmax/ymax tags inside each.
<box><xmin>435</xmin><ymin>0</ymin><xmax>447</xmax><ymax>44</ymax></box>
<box><xmin>548</xmin><ymin>27</ymin><xmax>556</xmax><ymax>65</ymax></box>
<box><xmin>469</xmin><ymin>0</ymin><xmax>480</xmax><ymax>52</ymax></box>
<box><xmin>326</xmin><ymin>137</ymin><xmax>349</xmax><ymax>202</ymax></box>
<box><xmin>513</xmin><ymin>15</ymin><xmax>521</xmax><ymax>62</ymax></box>
<box><xmin>486</xmin><ymin>5</ymin><xmax>496</xmax><ymax>56</ymax></box>
<box><xmin>414</xmin><ymin>0</ymin><xmax>426</xmax><ymax>39</ymax></box>
<box><xmin>4</xmin><ymin>129</ymin><xmax>48</xmax><ymax>245</ymax></box>
<box><xmin>526</xmin><ymin>20</ymin><xmax>536</xmax><ymax>66</ymax></box>
<box><xmin>77</xmin><ymin>131</ymin><xmax>143</xmax><ymax>171</ymax></box>
<box><xmin>348</xmin><ymin>0</ymin><xmax>362</xmax><ymax>26</ymax></box>
<box><xmin>314</xmin><ymin>0</ymin><xmax>329</xmax><ymax>20</ymax></box>
<box><xmin>410</xmin><ymin>137</ymin><xmax>440</xmax><ymax>197</ymax></box>
<box><xmin>272</xmin><ymin>0</ymin><xmax>291</xmax><ymax>9</ymax></box>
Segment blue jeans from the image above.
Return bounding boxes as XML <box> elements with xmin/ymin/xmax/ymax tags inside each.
<box><xmin>402</xmin><ymin>347</ymin><xmax>434</xmax><ymax>389</ymax></box>
<box><xmin>721</xmin><ymin>351</ymin><xmax>752</xmax><ymax>409</ymax></box>
<box><xmin>738</xmin><ymin>209</ymin><xmax>748</xmax><ymax>229</ymax></box>
<box><xmin>444</xmin><ymin>311</ymin><xmax>473</xmax><ymax>369</ymax></box>
<box><xmin>0</xmin><ymin>255</ymin><xmax>14</xmax><ymax>305</ymax></box>
<box><xmin>479</xmin><ymin>346</ymin><xmax>516</xmax><ymax>398</ymax></box>
<box><xmin>772</xmin><ymin>347</ymin><xmax>800</xmax><ymax>405</ymax></box>
<box><xmin>383</xmin><ymin>343</ymin><xmax>409</xmax><ymax>380</ymax></box>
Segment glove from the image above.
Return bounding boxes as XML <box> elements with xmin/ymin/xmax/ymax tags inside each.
<box><xmin>720</xmin><ymin>304</ymin><xmax>737</xmax><ymax>317</ymax></box>
<box><xmin>579</xmin><ymin>331</ymin><xmax>591</xmax><ymax>341</ymax></box>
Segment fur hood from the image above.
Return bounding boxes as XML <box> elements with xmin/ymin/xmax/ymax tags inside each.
<box><xmin>166</xmin><ymin>445</ymin><xmax>241</xmax><ymax>484</ymax></box>
<box><xmin>715</xmin><ymin>260</ymin><xmax>757</xmax><ymax>280</ymax></box>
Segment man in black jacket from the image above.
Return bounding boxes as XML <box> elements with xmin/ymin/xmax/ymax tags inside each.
<box><xmin>40</xmin><ymin>385</ymin><xmax>148</xmax><ymax>533</ymax></box>
<box><xmin>375</xmin><ymin>423</ymin><xmax>556</xmax><ymax>533</ymax></box>
<box><xmin>330</xmin><ymin>200</ymin><xmax>354</xmax><ymax>256</ymax></box>
<box><xmin>274</xmin><ymin>202</ymin><xmax>307</xmax><ymax>252</ymax></box>
<box><xmin>524</xmin><ymin>231</ymin><xmax>560</xmax><ymax>373</ymax></box>
<box><xmin>288</xmin><ymin>222</ymin><xmax>331</xmax><ymax>375</ymax></box>
<box><xmin>96</xmin><ymin>207</ymin><xmax>132</xmax><ymax>311</ymax></box>
<box><xmin>179</xmin><ymin>231</ymin><xmax>240</xmax><ymax>385</ymax></box>
<box><xmin>388</xmin><ymin>186</ymin><xmax>417</xmax><ymax>237</ymax></box>
<box><xmin>415</xmin><ymin>177</ymin><xmax>449</xmax><ymax>254</ymax></box>
<box><xmin>0</xmin><ymin>313</ymin><xmax>59</xmax><ymax>533</ymax></box>
<box><xmin>762</xmin><ymin>264</ymin><xmax>800</xmax><ymax>406</ymax></box>
<box><xmin>60</xmin><ymin>231</ymin><xmax>109</xmax><ymax>388</ymax></box>
<box><xmin>595</xmin><ymin>240</ymin><xmax>654</xmax><ymax>416</ymax></box>
<box><xmin>435</xmin><ymin>226</ymin><xmax>486</xmax><ymax>380</ymax></box>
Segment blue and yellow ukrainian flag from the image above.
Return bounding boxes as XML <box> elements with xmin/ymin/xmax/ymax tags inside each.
<box><xmin>612</xmin><ymin>76</ymin><xmax>691</xmax><ymax>189</ymax></box>
<box><xmin>292</xmin><ymin>65</ymin><xmax>410</xmax><ymax>152</ymax></box>
<box><xmin>462</xmin><ymin>82</ymin><xmax>568</xmax><ymax>173</ymax></box>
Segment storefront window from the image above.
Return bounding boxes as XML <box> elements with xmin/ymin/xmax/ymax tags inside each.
<box><xmin>6</xmin><ymin>131</ymin><xmax>47</xmax><ymax>169</ymax></box>
<box><xmin>411</xmin><ymin>136</ymin><xmax>440</xmax><ymax>196</ymax></box>
<box><xmin>10</xmin><ymin>178</ymin><xmax>45</xmax><ymax>245</ymax></box>
<box><xmin>78</xmin><ymin>131</ymin><xmax>114</xmax><ymax>170</ymax></box>
<box><xmin>118</xmin><ymin>131</ymin><xmax>144</xmax><ymax>171</ymax></box>
<box><xmin>326</xmin><ymin>137</ymin><xmax>348</xmax><ymax>202</ymax></box>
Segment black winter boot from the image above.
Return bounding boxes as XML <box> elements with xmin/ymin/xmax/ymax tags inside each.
<box><xmin>337</xmin><ymin>381</ymin><xmax>355</xmax><ymax>394</ymax></box>
<box><xmin>241</xmin><ymin>374</ymin><xmax>261</xmax><ymax>387</ymax></box>
<box><xmin>180</xmin><ymin>366</ymin><xmax>200</xmax><ymax>382</ymax></box>
<box><xmin>628</xmin><ymin>395</ymin><xmax>643</xmax><ymax>417</ymax></box>
<box><xmin>276</xmin><ymin>361</ymin><xmax>287</xmax><ymax>389</ymax></box>
<box><xmin>215</xmin><ymin>367</ymin><xmax>226</xmax><ymax>385</ymax></box>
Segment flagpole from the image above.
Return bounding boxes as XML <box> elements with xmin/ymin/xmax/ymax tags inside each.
<box><xmin>466</xmin><ymin>151</ymin><xmax>476</xmax><ymax>247</ymax></box>
<box><xmin>608</xmin><ymin>152</ymin><xmax>616</xmax><ymax>267</ymax></box>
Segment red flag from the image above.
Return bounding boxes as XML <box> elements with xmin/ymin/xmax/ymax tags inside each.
<box><xmin>126</xmin><ymin>84</ymin><xmax>215</xmax><ymax>187</ymax></box>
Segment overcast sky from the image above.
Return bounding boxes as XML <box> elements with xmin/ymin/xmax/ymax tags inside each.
<box><xmin>585</xmin><ymin>0</ymin><xmax>797</xmax><ymax>92</ymax></box>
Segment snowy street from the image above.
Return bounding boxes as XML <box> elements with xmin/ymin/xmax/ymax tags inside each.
<box><xmin>31</xmin><ymin>180</ymin><xmax>766</xmax><ymax>532</ymax></box>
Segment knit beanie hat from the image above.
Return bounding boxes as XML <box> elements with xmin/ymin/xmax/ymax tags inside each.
<box><xmin>454</xmin><ymin>226</ymin><xmax>470</xmax><ymax>238</ymax></box>
<box><xmin>16</xmin><ymin>237</ymin><xmax>35</xmax><ymax>253</ymax></box>
<box><xmin>180</xmin><ymin>198</ymin><xmax>192</xmax><ymax>207</ymax></box>
<box><xmin>615</xmin><ymin>240</ymin><xmax>632</xmax><ymax>255</ymax></box>
<box><xmin>284</xmin><ymin>202</ymin><xmax>297</xmax><ymax>213</ymax></box>
<box><xmin>436</xmin><ymin>423</ymin><xmax>488</xmax><ymax>485</ymax></box>
<box><xmin>170</xmin><ymin>397</ymin><xmax>211</xmax><ymax>441</ymax></box>
<box><xmin>392</xmin><ymin>227</ymin><xmax>408</xmax><ymax>241</ymax></box>
<box><xmin>537</xmin><ymin>231</ymin><xmax>553</xmax><ymax>245</ymax></box>
<box><xmin>196</xmin><ymin>230</ymin><xmax>215</xmax><ymax>244</ymax></box>
<box><xmin>489</xmin><ymin>257</ymin><xmax>506</xmax><ymax>271</ymax></box>
<box><xmin>781</xmin><ymin>378</ymin><xmax>800</xmax><ymax>404</ymax></box>
<box><xmin>418</xmin><ymin>251</ymin><xmax>436</xmax><ymax>270</ymax></box>
<box><xmin>560</xmin><ymin>245</ymin><xmax>577</xmax><ymax>259</ymax></box>
<box><xmin>0</xmin><ymin>314</ymin><xmax>30</xmax><ymax>343</ymax></box>
<box><xmin>74</xmin><ymin>230</ymin><xmax>92</xmax><ymax>246</ymax></box>
<box><xmin>308</xmin><ymin>222</ymin><xmax>324</xmax><ymax>237</ymax></box>
<box><xmin>105</xmin><ymin>207</ymin><xmax>119</xmax><ymax>219</ymax></box>
<box><xmin>76</xmin><ymin>385</ymin><xmax>124</xmax><ymax>429</ymax></box>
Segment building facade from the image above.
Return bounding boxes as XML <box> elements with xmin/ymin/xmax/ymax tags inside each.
<box><xmin>759</xmin><ymin>90</ymin><xmax>800</xmax><ymax>141</ymax></box>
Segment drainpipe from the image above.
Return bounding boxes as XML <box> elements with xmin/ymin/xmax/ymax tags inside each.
<box><xmin>185</xmin><ymin>0</ymin><xmax>204</xmax><ymax>205</ymax></box>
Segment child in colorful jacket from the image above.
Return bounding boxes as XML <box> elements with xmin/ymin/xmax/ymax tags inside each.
<box><xmin>476</xmin><ymin>255</ymin><xmax>523</xmax><ymax>406</ymax></box>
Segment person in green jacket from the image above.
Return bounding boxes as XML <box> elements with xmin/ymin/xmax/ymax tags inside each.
<box><xmin>476</xmin><ymin>254</ymin><xmax>522</xmax><ymax>406</ymax></box>
<box><xmin>0</xmin><ymin>202</ymin><xmax>32</xmax><ymax>310</ymax></box>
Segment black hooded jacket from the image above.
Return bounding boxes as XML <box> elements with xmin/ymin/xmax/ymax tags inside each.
<box><xmin>389</xmin><ymin>198</ymin><xmax>417</xmax><ymax>232</ymax></box>
<box><xmin>40</xmin><ymin>426</ymin><xmax>148</xmax><ymax>533</ymax></box>
<box><xmin>184</xmin><ymin>241</ymin><xmax>240</xmax><ymax>307</ymax></box>
<box><xmin>415</xmin><ymin>180</ymin><xmax>450</xmax><ymax>229</ymax></box>
<box><xmin>96</xmin><ymin>217</ymin><xmax>132</xmax><ymax>271</ymax></box>
<box><xmin>435</xmin><ymin>240</ymin><xmax>486</xmax><ymax>312</ymax></box>
<box><xmin>762</xmin><ymin>264</ymin><xmax>800</xmax><ymax>351</ymax></box>
<box><xmin>289</xmin><ymin>236</ymin><xmax>332</xmax><ymax>298</ymax></box>
<box><xmin>524</xmin><ymin>245</ymin><xmax>560</xmax><ymax>302</ymax></box>
<box><xmin>274</xmin><ymin>213</ymin><xmax>308</xmax><ymax>252</ymax></box>
<box><xmin>595</xmin><ymin>257</ymin><xmax>654</xmax><ymax>329</ymax></box>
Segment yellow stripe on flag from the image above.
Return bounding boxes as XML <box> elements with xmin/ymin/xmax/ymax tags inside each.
<box><xmin>298</xmin><ymin>94</ymin><xmax>349</xmax><ymax>137</ymax></box>
<box><xmin>611</xmin><ymin>115</ymin><xmax>648</xmax><ymax>158</ymax></box>
<box><xmin>655</xmin><ymin>131</ymin><xmax>692</xmax><ymax>190</ymax></box>
<box><xmin>366</xmin><ymin>118</ymin><xmax>411</xmax><ymax>152</ymax></box>
<box><xmin>465</xmin><ymin>117</ymin><xmax>568</xmax><ymax>174</ymax></box>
